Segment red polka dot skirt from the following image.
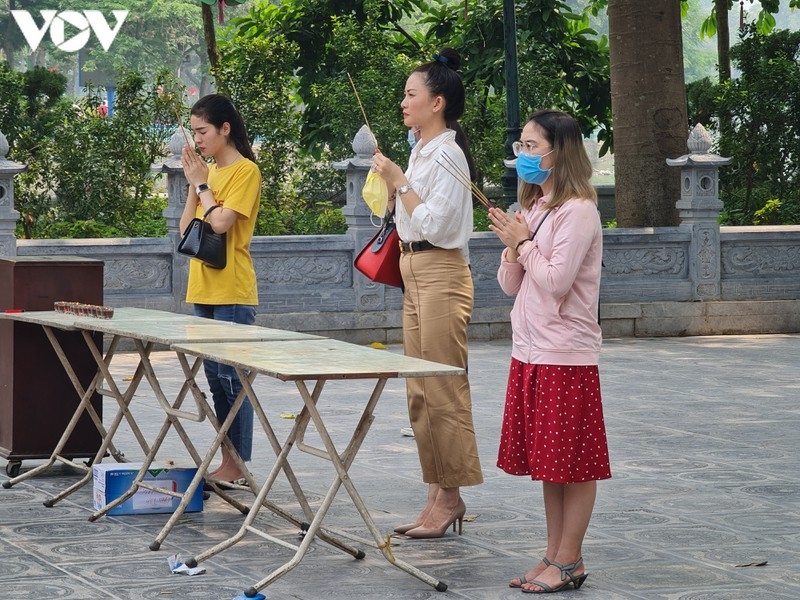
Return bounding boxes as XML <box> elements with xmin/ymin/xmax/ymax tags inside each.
<box><xmin>497</xmin><ymin>359</ymin><xmax>611</xmax><ymax>483</ymax></box>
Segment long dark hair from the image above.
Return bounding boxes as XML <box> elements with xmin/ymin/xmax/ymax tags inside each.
<box><xmin>413</xmin><ymin>48</ymin><xmax>477</xmax><ymax>182</ymax></box>
<box><xmin>448</xmin><ymin>120</ymin><xmax>477</xmax><ymax>182</ymax></box>
<box><xmin>190</xmin><ymin>94</ymin><xmax>256</xmax><ymax>162</ymax></box>
<box><xmin>412</xmin><ymin>47</ymin><xmax>465</xmax><ymax>122</ymax></box>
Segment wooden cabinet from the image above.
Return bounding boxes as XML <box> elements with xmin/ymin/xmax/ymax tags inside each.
<box><xmin>0</xmin><ymin>256</ymin><xmax>104</xmax><ymax>475</ymax></box>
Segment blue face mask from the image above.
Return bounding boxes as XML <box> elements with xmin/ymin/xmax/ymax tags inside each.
<box><xmin>516</xmin><ymin>150</ymin><xmax>553</xmax><ymax>185</ymax></box>
<box><xmin>407</xmin><ymin>129</ymin><xmax>417</xmax><ymax>149</ymax></box>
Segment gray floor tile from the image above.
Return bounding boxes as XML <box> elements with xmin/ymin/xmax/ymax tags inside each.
<box><xmin>2</xmin><ymin>334</ymin><xmax>799</xmax><ymax>599</ymax></box>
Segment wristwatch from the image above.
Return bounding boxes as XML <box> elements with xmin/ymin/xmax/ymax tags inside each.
<box><xmin>397</xmin><ymin>184</ymin><xmax>413</xmax><ymax>197</ymax></box>
<box><xmin>196</xmin><ymin>183</ymin><xmax>210</xmax><ymax>195</ymax></box>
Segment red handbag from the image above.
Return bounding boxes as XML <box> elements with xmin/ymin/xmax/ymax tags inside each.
<box><xmin>354</xmin><ymin>212</ymin><xmax>403</xmax><ymax>288</ymax></box>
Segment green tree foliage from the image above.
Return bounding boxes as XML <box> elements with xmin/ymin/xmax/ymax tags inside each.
<box><xmin>0</xmin><ymin>0</ymin><xmax>252</xmax><ymax>96</ymax></box>
<box><xmin>22</xmin><ymin>65</ymin><xmax>67</xmax><ymax>118</ymax></box>
<box><xmin>67</xmin><ymin>0</ymin><xmax>203</xmax><ymax>76</ymax></box>
<box><xmin>6</xmin><ymin>64</ymin><xmax>70</xmax><ymax>239</ymax></box>
<box><xmin>586</xmin><ymin>0</ymin><xmax>800</xmax><ymax>84</ymax></box>
<box><xmin>699</xmin><ymin>0</ymin><xmax>800</xmax><ymax>39</ymax></box>
<box><xmin>0</xmin><ymin>0</ymin><xmax>55</xmax><ymax>69</ymax></box>
<box><xmin>228</xmin><ymin>0</ymin><xmax>611</xmax><ymax>195</ymax></box>
<box><xmin>418</xmin><ymin>0</ymin><xmax>611</xmax><ymax>169</ymax></box>
<box><xmin>713</xmin><ymin>26</ymin><xmax>800</xmax><ymax>224</ymax></box>
<box><xmin>10</xmin><ymin>69</ymin><xmax>181</xmax><ymax>238</ymax></box>
<box><xmin>301</xmin><ymin>13</ymin><xmax>416</xmax><ymax>161</ymax></box>
<box><xmin>0</xmin><ymin>62</ymin><xmax>25</xmax><ymax>142</ymax></box>
<box><xmin>689</xmin><ymin>26</ymin><xmax>800</xmax><ymax>224</ymax></box>
<box><xmin>214</xmin><ymin>31</ymin><xmax>346</xmax><ymax>235</ymax></box>
<box><xmin>197</xmin><ymin>0</ymin><xmax>251</xmax><ymax>79</ymax></box>
<box><xmin>1</xmin><ymin>0</ymin><xmax>608</xmax><ymax>236</ymax></box>
<box><xmin>230</xmin><ymin>0</ymin><xmax>425</xmax><ymax>153</ymax></box>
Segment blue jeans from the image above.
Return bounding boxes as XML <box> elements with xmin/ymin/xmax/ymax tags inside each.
<box><xmin>193</xmin><ymin>304</ymin><xmax>257</xmax><ymax>461</ymax></box>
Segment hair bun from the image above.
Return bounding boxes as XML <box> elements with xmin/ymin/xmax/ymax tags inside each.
<box><xmin>433</xmin><ymin>47</ymin><xmax>461</xmax><ymax>71</ymax></box>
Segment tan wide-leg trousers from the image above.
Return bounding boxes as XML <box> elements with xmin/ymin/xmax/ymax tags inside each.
<box><xmin>401</xmin><ymin>247</ymin><xmax>483</xmax><ymax>489</ymax></box>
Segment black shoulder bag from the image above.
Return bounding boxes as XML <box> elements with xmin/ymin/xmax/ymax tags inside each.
<box><xmin>177</xmin><ymin>205</ymin><xmax>227</xmax><ymax>269</ymax></box>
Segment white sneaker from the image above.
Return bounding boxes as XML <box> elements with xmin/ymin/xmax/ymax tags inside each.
<box><xmin>400</xmin><ymin>427</ymin><xmax>415</xmax><ymax>437</ymax></box>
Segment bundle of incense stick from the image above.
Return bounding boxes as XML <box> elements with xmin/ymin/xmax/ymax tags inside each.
<box><xmin>437</xmin><ymin>152</ymin><xmax>494</xmax><ymax>209</ymax></box>
<box><xmin>174</xmin><ymin>106</ymin><xmax>192</xmax><ymax>147</ymax></box>
<box><xmin>347</xmin><ymin>73</ymin><xmax>379</xmax><ymax>152</ymax></box>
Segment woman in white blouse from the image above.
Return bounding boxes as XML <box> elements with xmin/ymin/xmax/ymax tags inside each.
<box><xmin>371</xmin><ymin>47</ymin><xmax>483</xmax><ymax>539</ymax></box>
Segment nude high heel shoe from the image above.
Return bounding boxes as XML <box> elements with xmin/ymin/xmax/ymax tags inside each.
<box><xmin>395</xmin><ymin>485</ymin><xmax>439</xmax><ymax>534</ymax></box>
<box><xmin>404</xmin><ymin>498</ymin><xmax>466</xmax><ymax>539</ymax></box>
<box><xmin>393</xmin><ymin>521</ymin><xmax>422</xmax><ymax>534</ymax></box>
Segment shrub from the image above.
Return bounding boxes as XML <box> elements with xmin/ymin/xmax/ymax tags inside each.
<box><xmin>711</xmin><ymin>27</ymin><xmax>800</xmax><ymax>225</ymax></box>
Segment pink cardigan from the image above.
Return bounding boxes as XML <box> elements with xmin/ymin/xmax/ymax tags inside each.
<box><xmin>497</xmin><ymin>196</ymin><xmax>602</xmax><ymax>366</ymax></box>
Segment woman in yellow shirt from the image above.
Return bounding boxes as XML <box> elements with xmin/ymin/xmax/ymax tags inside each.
<box><xmin>180</xmin><ymin>94</ymin><xmax>261</xmax><ymax>484</ymax></box>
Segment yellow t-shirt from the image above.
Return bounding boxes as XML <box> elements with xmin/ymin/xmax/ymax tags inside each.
<box><xmin>185</xmin><ymin>158</ymin><xmax>261</xmax><ymax>305</ymax></box>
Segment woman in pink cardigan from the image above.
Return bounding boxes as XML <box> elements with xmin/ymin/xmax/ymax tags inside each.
<box><xmin>488</xmin><ymin>110</ymin><xmax>611</xmax><ymax>594</ymax></box>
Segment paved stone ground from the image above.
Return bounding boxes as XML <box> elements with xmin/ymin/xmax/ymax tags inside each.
<box><xmin>1</xmin><ymin>335</ymin><xmax>799</xmax><ymax>600</ymax></box>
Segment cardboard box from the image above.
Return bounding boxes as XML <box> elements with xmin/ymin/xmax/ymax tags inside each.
<box><xmin>93</xmin><ymin>462</ymin><xmax>203</xmax><ymax>516</ymax></box>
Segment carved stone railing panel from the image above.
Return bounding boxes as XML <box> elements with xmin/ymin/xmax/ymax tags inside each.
<box><xmin>103</xmin><ymin>258</ymin><xmax>171</xmax><ymax>292</ymax></box>
<box><xmin>601</xmin><ymin>228</ymin><xmax>689</xmax><ymax>279</ymax></box>
<box><xmin>721</xmin><ymin>228</ymin><xmax>800</xmax><ymax>277</ymax></box>
<box><xmin>718</xmin><ymin>227</ymin><xmax>800</xmax><ymax>301</ymax></box>
<box><xmin>257</xmin><ymin>253</ymin><xmax>351</xmax><ymax>286</ymax></box>
<box><xmin>722</xmin><ymin>244</ymin><xmax>800</xmax><ymax>275</ymax></box>
<box><xmin>603</xmin><ymin>246</ymin><xmax>687</xmax><ymax>277</ymax></box>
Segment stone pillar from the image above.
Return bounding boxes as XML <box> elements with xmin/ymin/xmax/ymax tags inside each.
<box><xmin>0</xmin><ymin>130</ymin><xmax>25</xmax><ymax>257</ymax></box>
<box><xmin>333</xmin><ymin>125</ymin><xmax>391</xmax><ymax>311</ymax></box>
<box><xmin>151</xmin><ymin>127</ymin><xmax>191</xmax><ymax>312</ymax></box>
<box><xmin>666</xmin><ymin>123</ymin><xmax>731</xmax><ymax>301</ymax></box>
<box><xmin>153</xmin><ymin>127</ymin><xmax>191</xmax><ymax>237</ymax></box>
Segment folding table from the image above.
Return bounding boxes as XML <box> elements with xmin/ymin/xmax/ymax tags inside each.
<box><xmin>171</xmin><ymin>338</ymin><xmax>465</xmax><ymax>596</ymax></box>
<box><xmin>71</xmin><ymin>310</ymin><xmax>323</xmax><ymax>538</ymax></box>
<box><xmin>0</xmin><ymin>308</ymin><xmax>319</xmax><ymax>523</ymax></box>
<box><xmin>0</xmin><ymin>308</ymin><xmax>146</xmax><ymax>492</ymax></box>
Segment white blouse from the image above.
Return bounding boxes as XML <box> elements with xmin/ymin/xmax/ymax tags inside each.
<box><xmin>396</xmin><ymin>129</ymin><xmax>474</xmax><ymax>262</ymax></box>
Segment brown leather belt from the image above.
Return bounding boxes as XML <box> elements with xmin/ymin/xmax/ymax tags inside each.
<box><xmin>399</xmin><ymin>240</ymin><xmax>438</xmax><ymax>253</ymax></box>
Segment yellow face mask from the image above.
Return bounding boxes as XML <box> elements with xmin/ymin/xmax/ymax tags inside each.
<box><xmin>362</xmin><ymin>169</ymin><xmax>389</xmax><ymax>218</ymax></box>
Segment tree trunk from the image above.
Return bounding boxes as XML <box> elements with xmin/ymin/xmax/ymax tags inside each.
<box><xmin>201</xmin><ymin>3</ymin><xmax>220</xmax><ymax>76</ymax></box>
<box><xmin>715</xmin><ymin>0</ymin><xmax>732</xmax><ymax>139</ymax></box>
<box><xmin>2</xmin><ymin>0</ymin><xmax>17</xmax><ymax>69</ymax></box>
<box><xmin>197</xmin><ymin>48</ymin><xmax>212</xmax><ymax>97</ymax></box>
<box><xmin>608</xmin><ymin>0</ymin><xmax>688</xmax><ymax>227</ymax></box>
<box><xmin>715</xmin><ymin>0</ymin><xmax>731</xmax><ymax>82</ymax></box>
